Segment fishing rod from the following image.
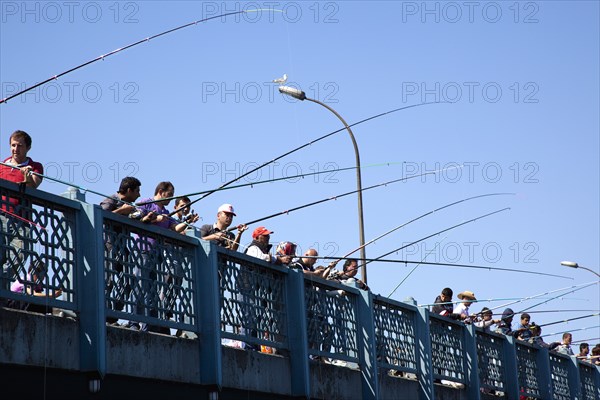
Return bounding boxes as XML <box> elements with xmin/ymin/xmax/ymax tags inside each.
<box><xmin>518</xmin><ymin>282</ymin><xmax>599</xmax><ymax>314</ymax></box>
<box><xmin>138</xmin><ymin>161</ymin><xmax>405</xmax><ymax>205</ymax></box>
<box><xmin>417</xmin><ymin>297</ymin><xmax>534</xmax><ymax>308</ymax></box>
<box><xmin>488</xmin><ymin>281</ymin><xmax>598</xmax><ymax>313</ymax></box>
<box><xmin>492</xmin><ymin>309</ymin><xmax>600</xmax><ymax>315</ymax></box>
<box><xmin>540</xmin><ymin>313</ymin><xmax>600</xmax><ymax>328</ymax></box>
<box><xmin>362</xmin><ymin>208</ymin><xmax>512</xmax><ymax>269</ymax></box>
<box><xmin>0</xmin><ymin>10</ymin><xmax>270</xmax><ymax>104</ymax></box>
<box><xmin>229</xmin><ymin>165</ymin><xmax>462</xmax><ymax>230</ymax></box>
<box><xmin>539</xmin><ymin>325</ymin><xmax>600</xmax><ymax>339</ymax></box>
<box><xmin>0</xmin><ymin>208</ymin><xmax>47</xmax><ymax>230</ymax></box>
<box><xmin>0</xmin><ymin>160</ymin><xmax>122</xmax><ymax>204</ymax></box>
<box><xmin>340</xmin><ymin>192</ymin><xmax>513</xmax><ymax>260</ymax></box>
<box><xmin>572</xmin><ymin>337</ymin><xmax>600</xmax><ymax>344</ymax></box>
<box><xmin>172</xmin><ymin>100</ymin><xmax>446</xmax><ymax>217</ymax></box>
<box><xmin>320</xmin><ymin>192</ymin><xmax>511</xmax><ymax>277</ymax></box>
<box><xmin>301</xmin><ymin>253</ymin><xmax>571</xmax><ymax>279</ymax></box>
<box><xmin>389</xmin><ymin>238</ymin><xmax>446</xmax><ymax>298</ymax></box>
<box><xmin>0</xmin><ymin>160</ymin><xmax>199</xmax><ymax>230</ymax></box>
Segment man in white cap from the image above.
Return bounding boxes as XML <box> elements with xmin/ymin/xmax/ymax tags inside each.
<box><xmin>200</xmin><ymin>203</ymin><xmax>247</xmax><ymax>251</ymax></box>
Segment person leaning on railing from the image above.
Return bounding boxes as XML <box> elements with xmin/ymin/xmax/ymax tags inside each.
<box><xmin>0</xmin><ymin>130</ymin><xmax>44</xmax><ymax>305</ymax></box>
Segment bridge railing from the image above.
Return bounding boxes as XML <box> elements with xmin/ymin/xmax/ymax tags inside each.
<box><xmin>101</xmin><ymin>210</ymin><xmax>199</xmax><ymax>332</ymax></box>
<box><xmin>2</xmin><ymin>181</ymin><xmax>599</xmax><ymax>400</ymax></box>
<box><xmin>475</xmin><ymin>329</ymin><xmax>508</xmax><ymax>394</ymax></box>
<box><xmin>217</xmin><ymin>249</ymin><xmax>290</xmax><ymax>351</ymax></box>
<box><xmin>372</xmin><ymin>296</ymin><xmax>419</xmax><ymax>375</ymax></box>
<box><xmin>1</xmin><ymin>181</ymin><xmax>78</xmax><ymax>312</ymax></box>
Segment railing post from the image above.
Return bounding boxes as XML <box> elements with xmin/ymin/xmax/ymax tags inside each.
<box><xmin>535</xmin><ymin>346</ymin><xmax>552</xmax><ymax>399</ymax></box>
<box><xmin>356</xmin><ymin>289</ymin><xmax>379</xmax><ymax>400</ymax></box>
<box><xmin>503</xmin><ymin>336</ymin><xmax>520</xmax><ymax>400</ymax></box>
<box><xmin>63</xmin><ymin>189</ymin><xmax>106</xmax><ymax>378</ymax></box>
<box><xmin>285</xmin><ymin>269</ymin><xmax>310</xmax><ymax>398</ymax></box>
<box><xmin>197</xmin><ymin>240</ymin><xmax>222</xmax><ymax>389</ymax></box>
<box><xmin>415</xmin><ymin>305</ymin><xmax>435</xmax><ymax>400</ymax></box>
<box><xmin>463</xmin><ymin>324</ymin><xmax>481</xmax><ymax>399</ymax></box>
<box><xmin>566</xmin><ymin>355</ymin><xmax>583</xmax><ymax>399</ymax></box>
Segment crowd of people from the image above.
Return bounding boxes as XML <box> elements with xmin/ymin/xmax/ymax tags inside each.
<box><xmin>1</xmin><ymin>130</ymin><xmax>598</xmax><ymax>367</ymax></box>
<box><xmin>430</xmin><ymin>287</ymin><xmax>600</xmax><ymax>365</ymax></box>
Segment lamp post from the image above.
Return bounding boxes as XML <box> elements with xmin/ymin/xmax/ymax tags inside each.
<box><xmin>279</xmin><ymin>86</ymin><xmax>368</xmax><ymax>283</ymax></box>
<box><xmin>561</xmin><ymin>261</ymin><xmax>600</xmax><ymax>278</ymax></box>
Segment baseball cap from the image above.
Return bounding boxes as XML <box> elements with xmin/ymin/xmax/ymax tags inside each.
<box><xmin>252</xmin><ymin>226</ymin><xmax>273</xmax><ymax>239</ymax></box>
<box><xmin>217</xmin><ymin>203</ymin><xmax>236</xmax><ymax>216</ymax></box>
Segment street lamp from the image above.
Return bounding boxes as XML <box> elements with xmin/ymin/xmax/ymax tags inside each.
<box><xmin>279</xmin><ymin>85</ymin><xmax>368</xmax><ymax>283</ymax></box>
<box><xmin>561</xmin><ymin>261</ymin><xmax>600</xmax><ymax>278</ymax></box>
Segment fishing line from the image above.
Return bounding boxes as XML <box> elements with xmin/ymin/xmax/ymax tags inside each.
<box><xmin>173</xmin><ymin>101</ymin><xmax>446</xmax><ymax>216</ymax></box>
<box><xmin>362</xmin><ymin>208</ymin><xmax>512</xmax><ymax>268</ymax></box>
<box><xmin>1</xmin><ymin>10</ymin><xmax>280</xmax><ymax>104</ymax></box>
<box><xmin>229</xmin><ymin>165</ymin><xmax>462</xmax><ymax>230</ymax></box>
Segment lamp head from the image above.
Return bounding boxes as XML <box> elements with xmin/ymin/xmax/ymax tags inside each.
<box><xmin>561</xmin><ymin>261</ymin><xmax>579</xmax><ymax>269</ymax></box>
<box><xmin>279</xmin><ymin>86</ymin><xmax>306</xmax><ymax>101</ymax></box>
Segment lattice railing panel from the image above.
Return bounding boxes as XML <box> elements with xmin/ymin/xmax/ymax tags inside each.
<box><xmin>218</xmin><ymin>252</ymin><xmax>287</xmax><ymax>349</ymax></box>
<box><xmin>429</xmin><ymin>315</ymin><xmax>465</xmax><ymax>382</ymax></box>
<box><xmin>476</xmin><ymin>330</ymin><xmax>506</xmax><ymax>392</ymax></box>
<box><xmin>305</xmin><ymin>279</ymin><xmax>358</xmax><ymax>362</ymax></box>
<box><xmin>373</xmin><ymin>299</ymin><xmax>417</xmax><ymax>373</ymax></box>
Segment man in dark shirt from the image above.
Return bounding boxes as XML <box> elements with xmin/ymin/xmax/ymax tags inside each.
<box><xmin>200</xmin><ymin>203</ymin><xmax>247</xmax><ymax>251</ymax></box>
<box><xmin>431</xmin><ymin>287</ymin><xmax>462</xmax><ymax>320</ymax></box>
<box><xmin>100</xmin><ymin>177</ymin><xmax>141</xmax><ymax>324</ymax></box>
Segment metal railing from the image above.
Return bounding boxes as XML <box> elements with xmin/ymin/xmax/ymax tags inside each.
<box><xmin>1</xmin><ymin>180</ymin><xmax>599</xmax><ymax>400</ymax></box>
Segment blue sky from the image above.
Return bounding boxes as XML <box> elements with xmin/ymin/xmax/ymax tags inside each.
<box><xmin>1</xmin><ymin>1</ymin><xmax>598</xmax><ymax>343</ymax></box>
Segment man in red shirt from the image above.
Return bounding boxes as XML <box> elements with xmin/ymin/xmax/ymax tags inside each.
<box><xmin>1</xmin><ymin>130</ymin><xmax>44</xmax><ymax>301</ymax></box>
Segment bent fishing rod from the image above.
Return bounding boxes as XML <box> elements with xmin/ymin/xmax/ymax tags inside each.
<box><xmin>540</xmin><ymin>313</ymin><xmax>600</xmax><ymax>328</ymax></box>
<box><xmin>0</xmin><ymin>161</ymin><xmax>196</xmax><ymax>229</ymax></box>
<box><xmin>337</xmin><ymin>192</ymin><xmax>514</xmax><ymax>261</ymax></box>
<box><xmin>517</xmin><ymin>281</ymin><xmax>599</xmax><ymax>314</ymax></box>
<box><xmin>301</xmin><ymin>253</ymin><xmax>570</xmax><ymax>279</ymax></box>
<box><xmin>0</xmin><ymin>160</ymin><xmax>122</xmax><ymax>204</ymax></box>
<box><xmin>139</xmin><ymin>161</ymin><xmax>405</xmax><ymax>205</ymax></box>
<box><xmin>539</xmin><ymin>325</ymin><xmax>600</xmax><ymax>339</ymax></box>
<box><xmin>321</xmin><ymin>192</ymin><xmax>512</xmax><ymax>276</ymax></box>
<box><xmin>388</xmin><ymin>239</ymin><xmax>446</xmax><ymax>297</ymax></box>
<box><xmin>228</xmin><ymin>165</ymin><xmax>461</xmax><ymax>230</ymax></box>
<box><xmin>172</xmin><ymin>100</ymin><xmax>446</xmax><ymax>217</ymax></box>
<box><xmin>362</xmin><ymin>208</ymin><xmax>512</xmax><ymax>269</ymax></box>
<box><xmin>0</xmin><ymin>10</ymin><xmax>271</xmax><ymax>104</ymax></box>
<box><xmin>489</xmin><ymin>281</ymin><xmax>599</xmax><ymax>313</ymax></box>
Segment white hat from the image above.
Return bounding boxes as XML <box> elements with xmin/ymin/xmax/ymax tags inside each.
<box><xmin>217</xmin><ymin>203</ymin><xmax>236</xmax><ymax>216</ymax></box>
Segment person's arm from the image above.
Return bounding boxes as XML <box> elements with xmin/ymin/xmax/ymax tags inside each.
<box><xmin>23</xmin><ymin>165</ymin><xmax>42</xmax><ymax>188</ymax></box>
<box><xmin>228</xmin><ymin>224</ymin><xmax>247</xmax><ymax>251</ymax></box>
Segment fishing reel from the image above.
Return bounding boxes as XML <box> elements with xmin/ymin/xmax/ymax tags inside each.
<box><xmin>326</xmin><ymin>269</ymin><xmax>344</xmax><ymax>281</ymax></box>
<box><xmin>128</xmin><ymin>209</ymin><xmax>147</xmax><ymax>220</ymax></box>
<box><xmin>183</xmin><ymin>210</ymin><xmax>198</xmax><ymax>223</ymax></box>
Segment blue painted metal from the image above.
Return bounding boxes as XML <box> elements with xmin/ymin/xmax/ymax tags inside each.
<box><xmin>503</xmin><ymin>336</ymin><xmax>519</xmax><ymax>400</ymax></box>
<box><xmin>67</xmin><ymin>191</ymin><xmax>107</xmax><ymax>377</ymax></box>
<box><xmin>357</xmin><ymin>289</ymin><xmax>379</xmax><ymax>400</ymax></box>
<box><xmin>416</xmin><ymin>306</ymin><xmax>435</xmax><ymax>400</ymax></box>
<box><xmin>463</xmin><ymin>324</ymin><xmax>481</xmax><ymax>400</ymax></box>
<box><xmin>2</xmin><ymin>180</ymin><xmax>600</xmax><ymax>399</ymax></box>
<box><xmin>198</xmin><ymin>240</ymin><xmax>222</xmax><ymax>388</ymax></box>
<box><xmin>285</xmin><ymin>269</ymin><xmax>310</xmax><ymax>398</ymax></box>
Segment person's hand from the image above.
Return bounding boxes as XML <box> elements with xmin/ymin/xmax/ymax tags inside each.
<box><xmin>54</xmin><ymin>288</ymin><xmax>63</xmax><ymax>298</ymax></box>
<box><xmin>141</xmin><ymin>211</ymin><xmax>157</xmax><ymax>223</ymax></box>
<box><xmin>236</xmin><ymin>224</ymin><xmax>248</xmax><ymax>233</ymax></box>
<box><xmin>279</xmin><ymin>255</ymin><xmax>292</xmax><ymax>264</ymax></box>
<box><xmin>119</xmin><ymin>204</ymin><xmax>136</xmax><ymax>214</ymax></box>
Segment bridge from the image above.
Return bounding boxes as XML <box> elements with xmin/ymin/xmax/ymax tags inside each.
<box><xmin>1</xmin><ymin>179</ymin><xmax>599</xmax><ymax>399</ymax></box>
